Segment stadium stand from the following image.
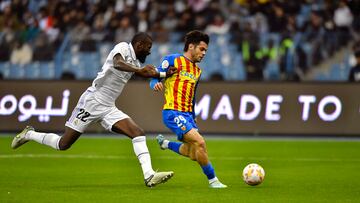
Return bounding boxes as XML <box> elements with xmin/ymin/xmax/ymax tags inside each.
<box><xmin>0</xmin><ymin>0</ymin><xmax>359</xmax><ymax>81</ymax></box>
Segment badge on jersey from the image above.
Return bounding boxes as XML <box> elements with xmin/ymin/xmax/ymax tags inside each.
<box><xmin>161</xmin><ymin>60</ymin><xmax>169</xmax><ymax>69</ymax></box>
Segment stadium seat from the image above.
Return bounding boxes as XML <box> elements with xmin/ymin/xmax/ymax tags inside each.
<box><xmin>169</xmin><ymin>32</ymin><xmax>182</xmax><ymax>43</ymax></box>
<box><xmin>24</xmin><ymin>62</ymin><xmax>40</xmax><ymax>79</ymax></box>
<box><xmin>77</xmin><ymin>53</ymin><xmax>101</xmax><ymax>79</ymax></box>
<box><xmin>314</xmin><ymin>72</ymin><xmax>329</xmax><ymax>81</ymax></box>
<box><xmin>61</xmin><ymin>52</ymin><xmax>79</xmax><ymax>78</ymax></box>
<box><xmin>263</xmin><ymin>61</ymin><xmax>280</xmax><ymax>80</ymax></box>
<box><xmin>329</xmin><ymin>64</ymin><xmax>348</xmax><ymax>81</ymax></box>
<box><xmin>39</xmin><ymin>62</ymin><xmax>55</xmax><ymax>79</ymax></box>
<box><xmin>146</xmin><ymin>43</ymin><xmax>161</xmax><ymax>65</ymax></box>
<box><xmin>230</xmin><ymin>54</ymin><xmax>246</xmax><ymax>81</ymax></box>
<box><xmin>98</xmin><ymin>43</ymin><xmax>113</xmax><ymax>64</ymax></box>
<box><xmin>8</xmin><ymin>64</ymin><xmax>25</xmax><ymax>79</ymax></box>
<box><xmin>169</xmin><ymin>43</ymin><xmax>183</xmax><ymax>54</ymax></box>
<box><xmin>0</xmin><ymin>62</ymin><xmax>10</xmax><ymax>78</ymax></box>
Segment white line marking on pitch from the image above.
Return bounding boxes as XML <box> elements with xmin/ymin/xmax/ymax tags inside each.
<box><xmin>0</xmin><ymin>154</ymin><xmax>359</xmax><ymax>162</ymax></box>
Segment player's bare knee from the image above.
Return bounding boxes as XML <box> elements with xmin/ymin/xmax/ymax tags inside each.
<box><xmin>195</xmin><ymin>139</ymin><xmax>206</xmax><ymax>150</ymax></box>
<box><xmin>130</xmin><ymin>127</ymin><xmax>145</xmax><ymax>137</ymax></box>
<box><xmin>58</xmin><ymin>142</ymin><xmax>72</xmax><ymax>150</ymax></box>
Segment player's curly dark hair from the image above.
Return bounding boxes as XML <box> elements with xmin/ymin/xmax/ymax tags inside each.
<box><xmin>183</xmin><ymin>30</ymin><xmax>209</xmax><ymax>52</ymax></box>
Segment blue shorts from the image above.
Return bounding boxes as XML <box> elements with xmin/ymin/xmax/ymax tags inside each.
<box><xmin>162</xmin><ymin>110</ymin><xmax>198</xmax><ymax>141</ymax></box>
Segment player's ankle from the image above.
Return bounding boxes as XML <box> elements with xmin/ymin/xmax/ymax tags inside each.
<box><xmin>162</xmin><ymin>140</ymin><xmax>169</xmax><ymax>149</ymax></box>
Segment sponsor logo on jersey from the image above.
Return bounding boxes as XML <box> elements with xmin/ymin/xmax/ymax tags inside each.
<box><xmin>162</xmin><ymin>60</ymin><xmax>169</xmax><ymax>69</ymax></box>
<box><xmin>180</xmin><ymin>70</ymin><xmax>197</xmax><ymax>80</ymax></box>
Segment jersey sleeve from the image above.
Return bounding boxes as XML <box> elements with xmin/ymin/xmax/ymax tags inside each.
<box><xmin>112</xmin><ymin>43</ymin><xmax>130</xmax><ymax>62</ymax></box>
<box><xmin>149</xmin><ymin>55</ymin><xmax>176</xmax><ymax>89</ymax></box>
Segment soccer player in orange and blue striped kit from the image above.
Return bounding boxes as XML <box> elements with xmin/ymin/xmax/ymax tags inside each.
<box><xmin>150</xmin><ymin>30</ymin><xmax>227</xmax><ymax>188</ymax></box>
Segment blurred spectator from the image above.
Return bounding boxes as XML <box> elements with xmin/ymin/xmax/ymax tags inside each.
<box><xmin>115</xmin><ymin>16</ymin><xmax>135</xmax><ymax>43</ymax></box>
<box><xmin>90</xmin><ymin>14</ymin><xmax>109</xmax><ymax>42</ymax></box>
<box><xmin>175</xmin><ymin>9</ymin><xmax>194</xmax><ymax>33</ymax></box>
<box><xmin>304</xmin><ymin>11</ymin><xmax>325</xmax><ymax>66</ymax></box>
<box><xmin>161</xmin><ymin>6</ymin><xmax>178</xmax><ymax>32</ymax></box>
<box><xmin>70</xmin><ymin>20</ymin><xmax>90</xmax><ymax>44</ymax></box>
<box><xmin>0</xmin><ymin>0</ymin><xmax>359</xmax><ymax>81</ymax></box>
<box><xmin>348</xmin><ymin>46</ymin><xmax>360</xmax><ymax>82</ymax></box>
<box><xmin>10</xmin><ymin>40</ymin><xmax>32</xmax><ymax>65</ymax></box>
<box><xmin>0</xmin><ymin>42</ymin><xmax>11</xmax><ymax>61</ymax></box>
<box><xmin>0</xmin><ymin>3</ymin><xmax>22</xmax><ymax>31</ymax></box>
<box><xmin>267</xmin><ymin>3</ymin><xmax>287</xmax><ymax>33</ymax></box>
<box><xmin>188</xmin><ymin>0</ymin><xmax>209</xmax><ymax>12</ymax></box>
<box><xmin>32</xmin><ymin>32</ymin><xmax>54</xmax><ymax>61</ymax></box>
<box><xmin>21</xmin><ymin>11</ymin><xmax>40</xmax><ymax>42</ymax></box>
<box><xmin>334</xmin><ymin>0</ymin><xmax>353</xmax><ymax>46</ymax></box>
<box><xmin>194</xmin><ymin>14</ymin><xmax>207</xmax><ymax>31</ymax></box>
<box><xmin>150</xmin><ymin>21</ymin><xmax>169</xmax><ymax>43</ymax></box>
<box><xmin>233</xmin><ymin>21</ymin><xmax>264</xmax><ymax>80</ymax></box>
<box><xmin>205</xmin><ymin>14</ymin><xmax>230</xmax><ymax>35</ymax></box>
<box><xmin>348</xmin><ymin>0</ymin><xmax>360</xmax><ymax>35</ymax></box>
<box><xmin>137</xmin><ymin>11</ymin><xmax>149</xmax><ymax>32</ymax></box>
<box><xmin>250</xmin><ymin>12</ymin><xmax>269</xmax><ymax>35</ymax></box>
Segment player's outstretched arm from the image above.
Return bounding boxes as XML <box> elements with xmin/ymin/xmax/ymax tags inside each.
<box><xmin>112</xmin><ymin>53</ymin><xmax>158</xmax><ymax>78</ymax></box>
<box><xmin>139</xmin><ymin>65</ymin><xmax>177</xmax><ymax>78</ymax></box>
<box><xmin>113</xmin><ymin>54</ymin><xmax>176</xmax><ymax>78</ymax></box>
<box><xmin>149</xmin><ymin>63</ymin><xmax>177</xmax><ymax>91</ymax></box>
<box><xmin>113</xmin><ymin>53</ymin><xmax>144</xmax><ymax>73</ymax></box>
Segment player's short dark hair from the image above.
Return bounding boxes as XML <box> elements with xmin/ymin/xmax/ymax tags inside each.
<box><xmin>183</xmin><ymin>30</ymin><xmax>209</xmax><ymax>52</ymax></box>
<box><xmin>131</xmin><ymin>32</ymin><xmax>152</xmax><ymax>44</ymax></box>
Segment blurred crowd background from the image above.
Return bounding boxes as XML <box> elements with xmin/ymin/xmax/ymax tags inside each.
<box><xmin>0</xmin><ymin>0</ymin><xmax>359</xmax><ymax>81</ymax></box>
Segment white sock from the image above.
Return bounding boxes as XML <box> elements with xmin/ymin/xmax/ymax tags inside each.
<box><xmin>26</xmin><ymin>131</ymin><xmax>61</xmax><ymax>150</ymax></box>
<box><xmin>132</xmin><ymin>136</ymin><xmax>155</xmax><ymax>179</ymax></box>
<box><xmin>162</xmin><ymin>140</ymin><xmax>169</xmax><ymax>149</ymax></box>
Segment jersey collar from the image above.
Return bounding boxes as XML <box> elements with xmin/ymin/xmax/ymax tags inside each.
<box><xmin>182</xmin><ymin>54</ymin><xmax>196</xmax><ymax>64</ymax></box>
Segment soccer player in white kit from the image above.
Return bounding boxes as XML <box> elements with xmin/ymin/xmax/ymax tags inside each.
<box><xmin>11</xmin><ymin>32</ymin><xmax>176</xmax><ymax>187</ymax></box>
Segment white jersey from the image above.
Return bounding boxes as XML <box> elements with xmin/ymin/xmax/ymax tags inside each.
<box><xmin>89</xmin><ymin>42</ymin><xmax>141</xmax><ymax>106</ymax></box>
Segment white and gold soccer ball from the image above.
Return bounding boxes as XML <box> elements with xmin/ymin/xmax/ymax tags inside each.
<box><xmin>242</xmin><ymin>163</ymin><xmax>265</xmax><ymax>186</ymax></box>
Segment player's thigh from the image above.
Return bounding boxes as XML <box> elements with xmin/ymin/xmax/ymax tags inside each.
<box><xmin>112</xmin><ymin>118</ymin><xmax>145</xmax><ymax>138</ymax></box>
<box><xmin>101</xmin><ymin>108</ymin><xmax>144</xmax><ymax>138</ymax></box>
<box><xmin>162</xmin><ymin>110</ymin><xmax>197</xmax><ymax>141</ymax></box>
<box><xmin>65</xmin><ymin>91</ymin><xmax>104</xmax><ymax>133</ymax></box>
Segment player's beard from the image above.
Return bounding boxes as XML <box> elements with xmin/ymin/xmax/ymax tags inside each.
<box><xmin>138</xmin><ymin>55</ymin><xmax>146</xmax><ymax>63</ymax></box>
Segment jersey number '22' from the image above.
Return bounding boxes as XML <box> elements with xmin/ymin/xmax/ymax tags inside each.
<box><xmin>76</xmin><ymin>108</ymin><xmax>91</xmax><ymax>122</ymax></box>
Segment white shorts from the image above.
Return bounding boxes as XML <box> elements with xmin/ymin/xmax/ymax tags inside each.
<box><xmin>65</xmin><ymin>89</ymin><xmax>129</xmax><ymax>133</ymax></box>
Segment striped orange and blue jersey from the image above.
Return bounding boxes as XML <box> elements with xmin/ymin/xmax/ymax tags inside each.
<box><xmin>150</xmin><ymin>54</ymin><xmax>202</xmax><ymax>113</ymax></box>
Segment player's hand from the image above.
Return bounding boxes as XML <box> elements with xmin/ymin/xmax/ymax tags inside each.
<box><xmin>138</xmin><ymin>65</ymin><xmax>157</xmax><ymax>78</ymax></box>
<box><xmin>166</xmin><ymin>66</ymin><xmax>177</xmax><ymax>77</ymax></box>
<box><xmin>153</xmin><ymin>82</ymin><xmax>164</xmax><ymax>92</ymax></box>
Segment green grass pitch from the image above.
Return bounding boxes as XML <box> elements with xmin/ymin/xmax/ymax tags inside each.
<box><xmin>1</xmin><ymin>135</ymin><xmax>360</xmax><ymax>202</ymax></box>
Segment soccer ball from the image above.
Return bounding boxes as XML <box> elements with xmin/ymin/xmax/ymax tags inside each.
<box><xmin>242</xmin><ymin>163</ymin><xmax>265</xmax><ymax>186</ymax></box>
